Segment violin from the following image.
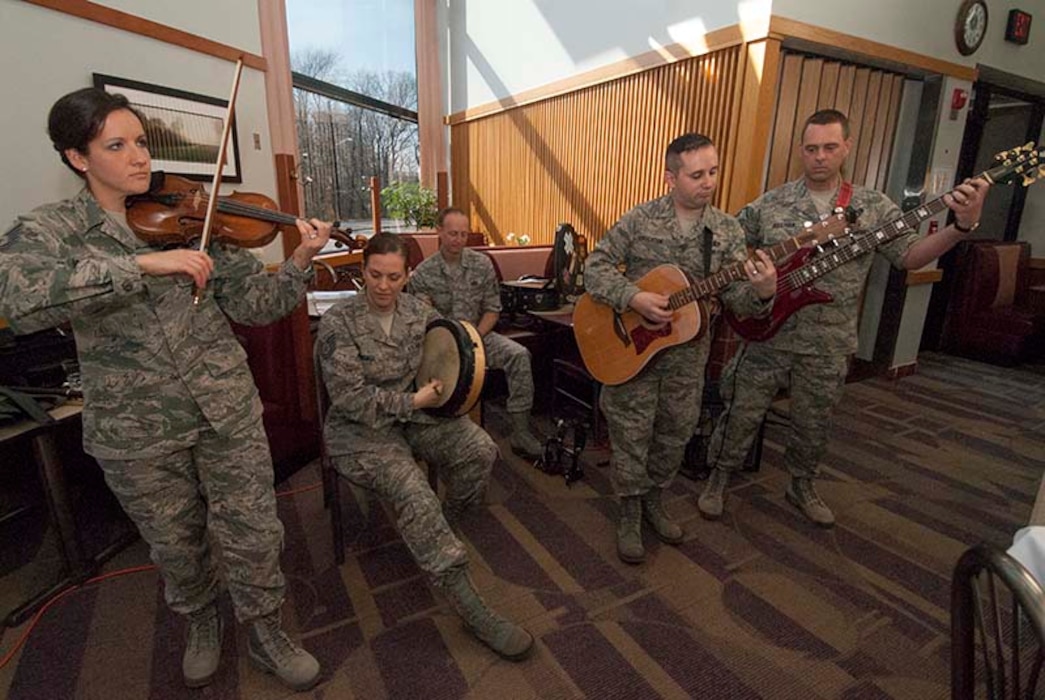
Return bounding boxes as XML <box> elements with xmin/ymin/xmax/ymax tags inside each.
<box><xmin>126</xmin><ymin>172</ymin><xmax>366</xmax><ymax>251</ymax></box>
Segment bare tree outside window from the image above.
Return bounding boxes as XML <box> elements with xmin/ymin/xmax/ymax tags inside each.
<box><xmin>292</xmin><ymin>48</ymin><xmax>420</xmax><ymax>233</ymax></box>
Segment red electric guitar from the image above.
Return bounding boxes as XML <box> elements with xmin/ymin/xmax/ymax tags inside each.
<box><xmin>726</xmin><ymin>143</ymin><xmax>1045</xmax><ymax>342</ymax></box>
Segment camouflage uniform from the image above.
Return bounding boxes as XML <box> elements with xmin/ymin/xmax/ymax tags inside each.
<box><xmin>409</xmin><ymin>248</ymin><xmax>535</xmax><ymax>413</ymax></box>
<box><xmin>584</xmin><ymin>195</ymin><xmax>769</xmax><ymax>496</ymax></box>
<box><xmin>316</xmin><ymin>292</ymin><xmax>497</xmax><ymax>582</ymax></box>
<box><xmin>708</xmin><ymin>179</ymin><xmax>918</xmax><ymax>479</ymax></box>
<box><xmin>0</xmin><ymin>189</ymin><xmax>313</xmax><ymax>621</ymax></box>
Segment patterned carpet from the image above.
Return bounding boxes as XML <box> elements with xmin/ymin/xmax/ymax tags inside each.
<box><xmin>1</xmin><ymin>352</ymin><xmax>1042</xmax><ymax>699</ymax></box>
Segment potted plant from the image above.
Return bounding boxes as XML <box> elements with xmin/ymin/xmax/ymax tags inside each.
<box><xmin>381</xmin><ymin>181</ymin><xmax>438</xmax><ymax>231</ymax></box>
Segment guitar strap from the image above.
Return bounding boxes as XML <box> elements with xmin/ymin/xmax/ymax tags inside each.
<box><xmin>836</xmin><ymin>181</ymin><xmax>853</xmax><ymax>210</ymax></box>
<box><xmin>702</xmin><ymin>227</ymin><xmax>713</xmax><ymax>279</ymax></box>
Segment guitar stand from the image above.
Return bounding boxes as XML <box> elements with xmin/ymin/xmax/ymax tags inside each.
<box><xmin>535</xmin><ymin>417</ymin><xmax>587</xmax><ymax>486</ymax></box>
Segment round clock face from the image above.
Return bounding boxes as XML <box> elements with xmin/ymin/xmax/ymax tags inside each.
<box><xmin>956</xmin><ymin>0</ymin><xmax>989</xmax><ymax>55</ymax></box>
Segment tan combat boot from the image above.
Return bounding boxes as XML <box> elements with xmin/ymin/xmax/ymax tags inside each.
<box><xmin>697</xmin><ymin>468</ymin><xmax>731</xmax><ymax>521</ymax></box>
<box><xmin>440</xmin><ymin>569</ymin><xmax>535</xmax><ymax>660</ymax></box>
<box><xmin>183</xmin><ymin>603</ymin><xmax>222</xmax><ymax>688</ymax></box>
<box><xmin>617</xmin><ymin>496</ymin><xmax>644</xmax><ymax>564</ymax></box>
<box><xmin>786</xmin><ymin>477</ymin><xmax>835</xmax><ymax>528</ymax></box>
<box><xmin>247</xmin><ymin>611</ymin><xmax>322</xmax><ymax>691</ymax></box>
<box><xmin>508</xmin><ymin>411</ymin><xmax>543</xmax><ymax>460</ymax></box>
<box><xmin>642</xmin><ymin>488</ymin><xmax>684</xmax><ymax>544</ymax></box>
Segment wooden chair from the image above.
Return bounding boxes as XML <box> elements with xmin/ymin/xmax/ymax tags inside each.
<box><xmin>951</xmin><ymin>543</ymin><xmax>1045</xmax><ymax>699</ymax></box>
<box><xmin>314</xmin><ymin>342</ymin><xmax>437</xmax><ymax>566</ymax></box>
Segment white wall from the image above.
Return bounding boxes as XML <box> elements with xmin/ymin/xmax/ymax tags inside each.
<box><xmin>772</xmin><ymin>0</ymin><xmax>1044</xmax><ymax>85</ymax></box>
<box><xmin>443</xmin><ymin>0</ymin><xmax>771</xmax><ymax>113</ymax></box>
<box><xmin>0</xmin><ymin>1</ymin><xmax>285</xmax><ymax>262</ymax></box>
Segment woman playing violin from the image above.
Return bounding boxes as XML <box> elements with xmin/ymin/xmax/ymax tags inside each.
<box><xmin>0</xmin><ymin>87</ymin><xmax>327</xmax><ymax>691</ymax></box>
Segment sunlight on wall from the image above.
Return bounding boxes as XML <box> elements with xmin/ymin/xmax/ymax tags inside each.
<box><xmin>737</xmin><ymin>0</ymin><xmax>771</xmax><ymax>42</ymax></box>
<box><xmin>664</xmin><ymin>17</ymin><xmax>709</xmax><ymax>54</ymax></box>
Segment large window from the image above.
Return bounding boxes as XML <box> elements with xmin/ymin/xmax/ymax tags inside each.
<box><xmin>286</xmin><ymin>0</ymin><xmax>420</xmax><ymax>232</ymax></box>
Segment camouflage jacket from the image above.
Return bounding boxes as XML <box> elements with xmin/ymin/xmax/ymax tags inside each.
<box><xmin>316</xmin><ymin>292</ymin><xmax>440</xmax><ymax>456</ymax></box>
<box><xmin>738</xmin><ymin>179</ymin><xmax>917</xmax><ymax>354</ymax></box>
<box><xmin>0</xmin><ymin>188</ymin><xmax>313</xmax><ymax>459</ymax></box>
<box><xmin>585</xmin><ymin>194</ymin><xmax>769</xmax><ymax>319</ymax></box>
<box><xmin>407</xmin><ymin>247</ymin><xmax>501</xmax><ymax>325</ymax></box>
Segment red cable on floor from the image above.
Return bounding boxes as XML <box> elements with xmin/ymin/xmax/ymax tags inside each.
<box><xmin>0</xmin><ymin>480</ymin><xmax>323</xmax><ymax>670</ymax></box>
<box><xmin>0</xmin><ymin>563</ymin><xmax>157</xmax><ymax>670</ymax></box>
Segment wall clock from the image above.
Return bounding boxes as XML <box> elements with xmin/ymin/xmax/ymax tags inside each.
<box><xmin>955</xmin><ymin>0</ymin><xmax>989</xmax><ymax>55</ymax></box>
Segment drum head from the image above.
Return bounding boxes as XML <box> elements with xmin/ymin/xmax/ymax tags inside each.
<box><xmin>415</xmin><ymin>319</ymin><xmax>486</xmax><ymax>417</ymax></box>
<box><xmin>416</xmin><ymin>324</ymin><xmax>460</xmax><ymax>409</ymax></box>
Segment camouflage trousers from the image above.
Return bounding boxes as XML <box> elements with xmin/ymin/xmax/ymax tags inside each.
<box><xmin>707</xmin><ymin>343</ymin><xmax>849</xmax><ymax>478</ymax></box>
<box><xmin>600</xmin><ymin>340</ymin><xmax>707</xmax><ymax>497</ymax></box>
<box><xmin>483</xmin><ymin>331</ymin><xmax>534</xmax><ymax>414</ymax></box>
<box><xmin>97</xmin><ymin>418</ymin><xmax>285</xmax><ymax>622</ymax></box>
<box><xmin>330</xmin><ymin>415</ymin><xmax>497</xmax><ymax>584</ymax></box>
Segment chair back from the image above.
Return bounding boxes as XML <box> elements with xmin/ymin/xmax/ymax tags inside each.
<box><xmin>951</xmin><ymin>544</ymin><xmax>1045</xmax><ymax>699</ymax></box>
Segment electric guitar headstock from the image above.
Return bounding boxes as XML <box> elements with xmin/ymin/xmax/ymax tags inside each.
<box><xmin>792</xmin><ymin>206</ymin><xmax>861</xmax><ymax>252</ymax></box>
<box><xmin>987</xmin><ymin>142</ymin><xmax>1045</xmax><ymax>188</ymax></box>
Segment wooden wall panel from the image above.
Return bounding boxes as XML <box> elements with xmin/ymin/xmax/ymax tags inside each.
<box><xmin>764</xmin><ymin>52</ymin><xmax>905</xmax><ymax>192</ymax></box>
<box><xmin>450</xmin><ymin>46</ymin><xmax>743</xmax><ymax>246</ymax></box>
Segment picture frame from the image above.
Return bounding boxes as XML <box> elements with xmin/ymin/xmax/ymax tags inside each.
<box><xmin>93</xmin><ymin>73</ymin><xmax>242</xmax><ymax>183</ymax></box>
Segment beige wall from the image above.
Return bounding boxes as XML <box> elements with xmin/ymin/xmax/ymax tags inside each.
<box><xmin>772</xmin><ymin>0</ymin><xmax>1042</xmax><ymax>83</ymax></box>
<box><xmin>0</xmin><ymin>1</ymin><xmax>286</xmax><ymax>263</ymax></box>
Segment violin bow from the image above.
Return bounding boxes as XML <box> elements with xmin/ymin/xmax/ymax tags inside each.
<box><xmin>193</xmin><ymin>57</ymin><xmax>245</xmax><ymax>306</ymax></box>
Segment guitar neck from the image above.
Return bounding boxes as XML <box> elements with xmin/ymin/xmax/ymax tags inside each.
<box><xmin>667</xmin><ymin>236</ymin><xmax>806</xmax><ymax>309</ymax></box>
<box><xmin>779</xmin><ymin>195</ymin><xmax>953</xmax><ymax>291</ymax></box>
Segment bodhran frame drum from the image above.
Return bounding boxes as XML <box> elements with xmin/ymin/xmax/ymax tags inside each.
<box><xmin>415</xmin><ymin>319</ymin><xmax>486</xmax><ymax>417</ymax></box>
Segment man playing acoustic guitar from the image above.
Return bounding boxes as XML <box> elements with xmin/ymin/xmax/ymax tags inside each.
<box><xmin>698</xmin><ymin>109</ymin><xmax>989</xmax><ymax>527</ymax></box>
<box><xmin>585</xmin><ymin>133</ymin><xmax>777</xmax><ymax>564</ymax></box>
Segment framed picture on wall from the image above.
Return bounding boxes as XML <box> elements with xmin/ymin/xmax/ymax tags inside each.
<box><xmin>93</xmin><ymin>73</ymin><xmax>242</xmax><ymax>183</ymax></box>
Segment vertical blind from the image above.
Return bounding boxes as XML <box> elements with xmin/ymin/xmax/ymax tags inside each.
<box><xmin>766</xmin><ymin>52</ymin><xmax>905</xmax><ymax>191</ymax></box>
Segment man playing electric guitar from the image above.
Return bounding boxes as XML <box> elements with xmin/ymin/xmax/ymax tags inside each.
<box><xmin>585</xmin><ymin>133</ymin><xmax>777</xmax><ymax>564</ymax></box>
<box><xmin>697</xmin><ymin>109</ymin><xmax>989</xmax><ymax>527</ymax></box>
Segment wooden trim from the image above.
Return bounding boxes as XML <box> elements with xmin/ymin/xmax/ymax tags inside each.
<box><xmin>415</xmin><ymin>0</ymin><xmax>445</xmax><ymax>189</ymax></box>
<box><xmin>315</xmin><ymin>250</ymin><xmax>364</xmax><ymax>269</ymax></box>
<box><xmin>769</xmin><ymin>16</ymin><xmax>975</xmax><ymax>81</ymax></box>
<box><xmin>1030</xmin><ymin>258</ymin><xmax>1045</xmax><ymax>270</ymax></box>
<box><xmin>258</xmin><ymin>0</ymin><xmax>301</xmax><ymax>157</ymax></box>
<box><xmin>906</xmin><ymin>268</ymin><xmax>944</xmax><ymax>286</ymax></box>
<box><xmin>22</xmin><ymin>0</ymin><xmax>267</xmax><ymax>71</ymax></box>
<box><xmin>726</xmin><ymin>38</ymin><xmax>783</xmax><ymax>213</ymax></box>
<box><xmin>446</xmin><ymin>24</ymin><xmax>746</xmax><ymax>125</ymax></box>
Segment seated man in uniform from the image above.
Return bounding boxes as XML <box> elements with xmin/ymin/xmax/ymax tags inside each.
<box><xmin>409</xmin><ymin>207</ymin><xmax>543</xmax><ymax>459</ymax></box>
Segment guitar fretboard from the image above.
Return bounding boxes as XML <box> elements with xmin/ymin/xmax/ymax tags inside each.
<box><xmin>666</xmin><ymin>221</ymin><xmax>835</xmax><ymax>310</ymax></box>
<box><xmin>779</xmin><ymin>196</ymin><xmax>948</xmax><ymax>291</ymax></box>
<box><xmin>778</xmin><ymin>148</ymin><xmax>1043</xmax><ymax>291</ymax></box>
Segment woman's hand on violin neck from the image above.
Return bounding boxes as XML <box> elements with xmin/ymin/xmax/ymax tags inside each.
<box><xmin>136</xmin><ymin>250</ymin><xmax>214</xmax><ymax>289</ymax></box>
<box><xmin>290</xmin><ymin>218</ymin><xmax>333</xmax><ymax>271</ymax></box>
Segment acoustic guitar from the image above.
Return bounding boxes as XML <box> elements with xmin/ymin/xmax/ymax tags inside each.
<box><xmin>573</xmin><ymin>212</ymin><xmax>853</xmax><ymax>385</ymax></box>
<box><xmin>725</xmin><ymin>143</ymin><xmax>1045</xmax><ymax>342</ymax></box>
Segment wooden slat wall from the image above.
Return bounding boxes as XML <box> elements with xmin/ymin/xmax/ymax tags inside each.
<box><xmin>767</xmin><ymin>51</ymin><xmax>905</xmax><ymax>191</ymax></box>
<box><xmin>450</xmin><ymin>46</ymin><xmax>743</xmax><ymax>246</ymax></box>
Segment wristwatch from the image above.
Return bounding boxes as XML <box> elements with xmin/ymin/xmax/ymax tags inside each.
<box><xmin>953</xmin><ymin>220</ymin><xmax>980</xmax><ymax>234</ymax></box>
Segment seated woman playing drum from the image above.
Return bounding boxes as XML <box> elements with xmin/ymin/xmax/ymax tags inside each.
<box><xmin>315</xmin><ymin>232</ymin><xmax>534</xmax><ymax>660</ymax></box>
